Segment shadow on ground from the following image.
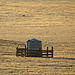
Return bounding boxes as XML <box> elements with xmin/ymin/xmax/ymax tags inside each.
<box><xmin>41</xmin><ymin>57</ymin><xmax>75</xmax><ymax>60</ymax></box>
<box><xmin>53</xmin><ymin>57</ymin><xmax>75</xmax><ymax>60</ymax></box>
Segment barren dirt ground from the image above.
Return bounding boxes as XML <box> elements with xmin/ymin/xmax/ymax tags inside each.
<box><xmin>0</xmin><ymin>0</ymin><xmax>75</xmax><ymax>75</ymax></box>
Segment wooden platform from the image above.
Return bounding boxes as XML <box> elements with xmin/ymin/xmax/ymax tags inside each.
<box><xmin>16</xmin><ymin>47</ymin><xmax>53</xmax><ymax>57</ymax></box>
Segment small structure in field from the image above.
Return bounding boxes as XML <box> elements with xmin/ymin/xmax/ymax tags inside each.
<box><xmin>16</xmin><ymin>38</ymin><xmax>53</xmax><ymax>57</ymax></box>
<box><xmin>26</xmin><ymin>38</ymin><xmax>42</xmax><ymax>57</ymax></box>
<box><xmin>26</xmin><ymin>38</ymin><xmax>42</xmax><ymax>50</ymax></box>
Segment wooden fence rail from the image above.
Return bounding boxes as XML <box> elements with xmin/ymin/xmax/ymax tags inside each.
<box><xmin>16</xmin><ymin>47</ymin><xmax>53</xmax><ymax>57</ymax></box>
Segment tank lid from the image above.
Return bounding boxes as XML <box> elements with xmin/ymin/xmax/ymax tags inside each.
<box><xmin>30</xmin><ymin>38</ymin><xmax>41</xmax><ymax>41</ymax></box>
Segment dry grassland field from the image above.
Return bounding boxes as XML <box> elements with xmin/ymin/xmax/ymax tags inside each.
<box><xmin>0</xmin><ymin>0</ymin><xmax>75</xmax><ymax>75</ymax></box>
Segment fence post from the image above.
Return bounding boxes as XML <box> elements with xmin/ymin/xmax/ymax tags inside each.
<box><xmin>16</xmin><ymin>47</ymin><xmax>18</xmax><ymax>51</ymax></box>
<box><xmin>27</xmin><ymin>48</ymin><xmax>28</xmax><ymax>57</ymax></box>
<box><xmin>25</xmin><ymin>45</ymin><xmax>26</xmax><ymax>49</ymax></box>
<box><xmin>25</xmin><ymin>49</ymin><xmax>26</xmax><ymax>56</ymax></box>
<box><xmin>16</xmin><ymin>47</ymin><xmax>18</xmax><ymax>56</ymax></box>
<box><xmin>52</xmin><ymin>47</ymin><xmax>53</xmax><ymax>58</ymax></box>
<box><xmin>21</xmin><ymin>50</ymin><xmax>23</xmax><ymax>57</ymax></box>
<box><xmin>47</xmin><ymin>47</ymin><xmax>48</xmax><ymax>57</ymax></box>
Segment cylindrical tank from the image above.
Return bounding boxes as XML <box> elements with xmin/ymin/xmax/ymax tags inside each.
<box><xmin>26</xmin><ymin>38</ymin><xmax>42</xmax><ymax>57</ymax></box>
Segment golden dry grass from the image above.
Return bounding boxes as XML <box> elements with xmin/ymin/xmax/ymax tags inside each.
<box><xmin>0</xmin><ymin>0</ymin><xmax>75</xmax><ymax>75</ymax></box>
<box><xmin>0</xmin><ymin>39</ymin><xmax>75</xmax><ymax>75</ymax></box>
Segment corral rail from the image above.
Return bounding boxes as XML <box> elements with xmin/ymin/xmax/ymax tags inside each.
<box><xmin>16</xmin><ymin>46</ymin><xmax>53</xmax><ymax>57</ymax></box>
